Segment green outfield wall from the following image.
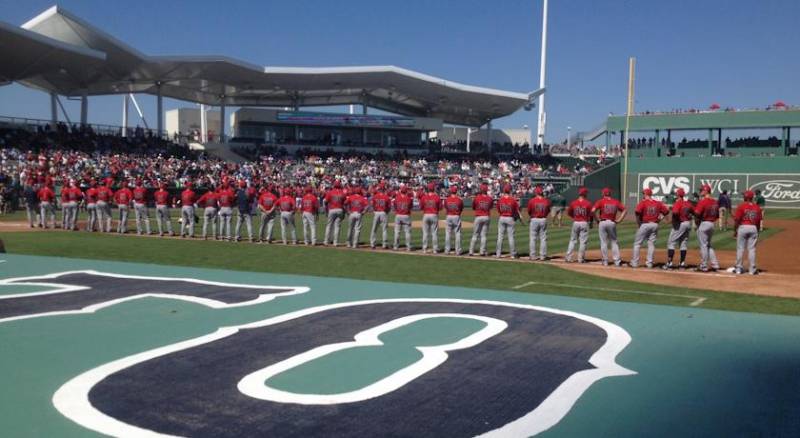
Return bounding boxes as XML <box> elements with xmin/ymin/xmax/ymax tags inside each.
<box><xmin>608</xmin><ymin>110</ymin><xmax>800</xmax><ymax>131</ymax></box>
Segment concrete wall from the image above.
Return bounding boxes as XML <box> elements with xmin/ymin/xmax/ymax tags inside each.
<box><xmin>165</xmin><ymin>108</ymin><xmax>223</xmax><ymax>138</ymax></box>
<box><xmin>431</xmin><ymin>126</ymin><xmax>531</xmax><ymax>145</ymax></box>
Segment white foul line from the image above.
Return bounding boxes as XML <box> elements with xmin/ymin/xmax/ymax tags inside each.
<box><xmin>512</xmin><ymin>281</ymin><xmax>707</xmax><ymax>307</ymax></box>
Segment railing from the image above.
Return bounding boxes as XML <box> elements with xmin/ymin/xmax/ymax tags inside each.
<box><xmin>0</xmin><ymin>115</ymin><xmax>171</xmax><ymax>139</ymax></box>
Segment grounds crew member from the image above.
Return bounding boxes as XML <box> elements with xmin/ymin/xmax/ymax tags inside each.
<box><xmin>495</xmin><ymin>184</ymin><xmax>520</xmax><ymax>258</ymax></box>
<box><xmin>344</xmin><ymin>186</ymin><xmax>368</xmax><ymax>248</ymax></box>
<box><xmin>663</xmin><ymin>188</ymin><xmax>693</xmax><ymax>270</ymax></box>
<box><xmin>469</xmin><ymin>183</ymin><xmax>493</xmax><ymax>256</ymax></box>
<box><xmin>754</xmin><ymin>189</ymin><xmax>766</xmax><ymax>231</ymax></box>
<box><xmin>197</xmin><ymin>186</ymin><xmax>218</xmax><ymax>240</ymax></box>
<box><xmin>419</xmin><ymin>182</ymin><xmax>442</xmax><ymax>254</ymax></box>
<box><xmin>153</xmin><ymin>182</ymin><xmax>174</xmax><ymax>236</ymax></box>
<box><xmin>392</xmin><ymin>184</ymin><xmax>414</xmax><ymax>251</ymax></box>
<box><xmin>85</xmin><ymin>179</ymin><xmax>98</xmax><ymax>232</ymax></box>
<box><xmin>38</xmin><ymin>181</ymin><xmax>57</xmax><ymax>229</ymax></box>
<box><xmin>217</xmin><ymin>180</ymin><xmax>235</xmax><ymax>241</ymax></box>
<box><xmin>234</xmin><ymin>180</ymin><xmax>255</xmax><ymax>243</ymax></box>
<box><xmin>324</xmin><ymin>180</ymin><xmax>346</xmax><ymax>246</ymax></box>
<box><xmin>23</xmin><ymin>179</ymin><xmax>39</xmax><ymax>228</ymax></box>
<box><xmin>64</xmin><ymin>179</ymin><xmax>83</xmax><ymax>231</ymax></box>
<box><xmin>278</xmin><ymin>187</ymin><xmax>297</xmax><ymax>244</ymax></box>
<box><xmin>526</xmin><ymin>186</ymin><xmax>551</xmax><ymax>261</ymax></box>
<box><xmin>132</xmin><ymin>179</ymin><xmax>152</xmax><ymax>235</ymax></box>
<box><xmin>369</xmin><ymin>183</ymin><xmax>391</xmax><ymax>249</ymax></box>
<box><xmin>733</xmin><ymin>190</ymin><xmax>763</xmax><ymax>275</ymax></box>
<box><xmin>694</xmin><ymin>184</ymin><xmax>721</xmax><ymax>272</ymax></box>
<box><xmin>630</xmin><ymin>188</ymin><xmax>668</xmax><ymax>268</ymax></box>
<box><xmin>592</xmin><ymin>187</ymin><xmax>626</xmax><ymax>266</ymax></box>
<box><xmin>550</xmin><ymin>191</ymin><xmax>567</xmax><ymax>227</ymax></box>
<box><xmin>718</xmin><ymin>189</ymin><xmax>731</xmax><ymax>231</ymax></box>
<box><xmin>113</xmin><ymin>181</ymin><xmax>133</xmax><ymax>234</ymax></box>
<box><xmin>300</xmin><ymin>186</ymin><xmax>319</xmax><ymax>245</ymax></box>
<box><xmin>96</xmin><ymin>178</ymin><xmax>114</xmax><ymax>232</ymax></box>
<box><xmin>257</xmin><ymin>185</ymin><xmax>278</xmax><ymax>243</ymax></box>
<box><xmin>565</xmin><ymin>187</ymin><xmax>592</xmax><ymax>263</ymax></box>
<box><xmin>179</xmin><ymin>182</ymin><xmax>198</xmax><ymax>238</ymax></box>
<box><xmin>443</xmin><ymin>185</ymin><xmax>464</xmax><ymax>255</ymax></box>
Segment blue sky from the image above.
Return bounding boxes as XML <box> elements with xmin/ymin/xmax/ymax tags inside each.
<box><xmin>1</xmin><ymin>0</ymin><xmax>798</xmax><ymax>142</ymax></box>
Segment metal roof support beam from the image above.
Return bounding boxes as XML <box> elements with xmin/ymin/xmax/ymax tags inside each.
<box><xmin>156</xmin><ymin>83</ymin><xmax>163</xmax><ymax>138</ymax></box>
<box><xmin>50</xmin><ymin>92</ymin><xmax>57</xmax><ymax>124</ymax></box>
<box><xmin>122</xmin><ymin>94</ymin><xmax>128</xmax><ymax>137</ymax></box>
<box><xmin>486</xmin><ymin>119</ymin><xmax>493</xmax><ymax>153</ymax></box>
<box><xmin>128</xmin><ymin>94</ymin><xmax>149</xmax><ymax>129</ymax></box>
<box><xmin>80</xmin><ymin>92</ymin><xmax>88</xmax><ymax>126</ymax></box>
<box><xmin>55</xmin><ymin>94</ymin><xmax>71</xmax><ymax>125</ymax></box>
<box><xmin>219</xmin><ymin>101</ymin><xmax>226</xmax><ymax>143</ymax></box>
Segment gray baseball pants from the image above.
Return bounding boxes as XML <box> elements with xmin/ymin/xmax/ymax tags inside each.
<box><xmin>566</xmin><ymin>221</ymin><xmax>589</xmax><ymax>262</ymax></box>
<box><xmin>697</xmin><ymin>221</ymin><xmax>720</xmax><ymax>270</ymax></box>
<box><xmin>421</xmin><ymin>214</ymin><xmax>439</xmax><ymax>253</ymax></box>
<box><xmin>667</xmin><ymin>221</ymin><xmax>692</xmax><ymax>251</ymax></box>
<box><xmin>218</xmin><ymin>207</ymin><xmax>232</xmax><ymax>240</ymax></box>
<box><xmin>496</xmin><ymin>216</ymin><xmax>516</xmax><ymax>257</ymax></box>
<box><xmin>96</xmin><ymin>201</ymin><xmax>112</xmax><ymax>232</ymax></box>
<box><xmin>302</xmin><ymin>212</ymin><xmax>317</xmax><ymax>245</ymax></box>
<box><xmin>631</xmin><ymin>222</ymin><xmax>658</xmax><ymax>267</ymax></box>
<box><xmin>86</xmin><ymin>204</ymin><xmax>97</xmax><ymax>231</ymax></box>
<box><xmin>598</xmin><ymin>220</ymin><xmax>620</xmax><ymax>265</ymax></box>
<box><xmin>393</xmin><ymin>214</ymin><xmax>412</xmax><ymax>251</ymax></box>
<box><xmin>64</xmin><ymin>202</ymin><xmax>78</xmax><ymax>230</ymax></box>
<box><xmin>469</xmin><ymin>216</ymin><xmax>490</xmax><ymax>255</ymax></box>
<box><xmin>134</xmin><ymin>203</ymin><xmax>151</xmax><ymax>235</ymax></box>
<box><xmin>444</xmin><ymin>215</ymin><xmax>462</xmax><ymax>254</ymax></box>
<box><xmin>325</xmin><ymin>208</ymin><xmax>344</xmax><ymax>245</ymax></box>
<box><xmin>259</xmin><ymin>211</ymin><xmax>276</xmax><ymax>242</ymax></box>
<box><xmin>203</xmin><ymin>207</ymin><xmax>217</xmax><ymax>239</ymax></box>
<box><xmin>155</xmin><ymin>205</ymin><xmax>173</xmax><ymax>236</ymax></box>
<box><xmin>529</xmin><ymin>218</ymin><xmax>548</xmax><ymax>260</ymax></box>
<box><xmin>370</xmin><ymin>211</ymin><xmax>388</xmax><ymax>248</ymax></box>
<box><xmin>235</xmin><ymin>211</ymin><xmax>253</xmax><ymax>241</ymax></box>
<box><xmin>40</xmin><ymin>202</ymin><xmax>56</xmax><ymax>228</ymax></box>
<box><xmin>181</xmin><ymin>206</ymin><xmax>195</xmax><ymax>237</ymax></box>
<box><xmin>117</xmin><ymin>206</ymin><xmax>129</xmax><ymax>234</ymax></box>
<box><xmin>735</xmin><ymin>224</ymin><xmax>758</xmax><ymax>274</ymax></box>
<box><xmin>346</xmin><ymin>212</ymin><xmax>363</xmax><ymax>248</ymax></box>
<box><xmin>280</xmin><ymin>211</ymin><xmax>296</xmax><ymax>244</ymax></box>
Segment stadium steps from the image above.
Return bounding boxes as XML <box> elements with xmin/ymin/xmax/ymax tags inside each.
<box><xmin>576</xmin><ymin>122</ymin><xmax>608</xmax><ymax>142</ymax></box>
<box><xmin>198</xmin><ymin>142</ymin><xmax>249</xmax><ymax>163</ymax></box>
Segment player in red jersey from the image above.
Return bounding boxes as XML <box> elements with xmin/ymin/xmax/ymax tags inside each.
<box><xmin>733</xmin><ymin>190</ymin><xmax>763</xmax><ymax>275</ymax></box>
<box><xmin>663</xmin><ymin>188</ymin><xmax>694</xmax><ymax>269</ymax></box>
<box><xmin>132</xmin><ymin>179</ymin><xmax>151</xmax><ymax>235</ymax></box>
<box><xmin>495</xmin><ymin>184</ymin><xmax>520</xmax><ymax>258</ymax></box>
<box><xmin>197</xmin><ymin>187</ymin><xmax>219</xmax><ymax>240</ymax></box>
<box><xmin>370</xmin><ymin>183</ymin><xmax>392</xmax><ymax>249</ymax></box>
<box><xmin>278</xmin><ymin>187</ymin><xmax>297</xmax><ymax>244</ymax></box>
<box><xmin>592</xmin><ymin>187</ymin><xmax>626</xmax><ymax>266</ymax></box>
<box><xmin>527</xmin><ymin>186</ymin><xmax>552</xmax><ymax>261</ymax></box>
<box><xmin>392</xmin><ymin>184</ymin><xmax>414</xmax><ymax>251</ymax></box>
<box><xmin>153</xmin><ymin>181</ymin><xmax>173</xmax><ymax>236</ymax></box>
<box><xmin>113</xmin><ymin>181</ymin><xmax>133</xmax><ymax>234</ymax></box>
<box><xmin>63</xmin><ymin>179</ymin><xmax>83</xmax><ymax>231</ymax></box>
<box><xmin>179</xmin><ymin>182</ymin><xmax>198</xmax><ymax>238</ymax></box>
<box><xmin>344</xmin><ymin>186</ymin><xmax>368</xmax><ymax>248</ymax></box>
<box><xmin>216</xmin><ymin>180</ymin><xmax>236</xmax><ymax>241</ymax></box>
<box><xmin>300</xmin><ymin>186</ymin><xmax>320</xmax><ymax>245</ymax></box>
<box><xmin>85</xmin><ymin>179</ymin><xmax>99</xmax><ymax>232</ymax></box>
<box><xmin>37</xmin><ymin>181</ymin><xmax>57</xmax><ymax>228</ymax></box>
<box><xmin>96</xmin><ymin>178</ymin><xmax>114</xmax><ymax>232</ymax></box>
<box><xmin>693</xmin><ymin>184</ymin><xmax>721</xmax><ymax>272</ymax></box>
<box><xmin>419</xmin><ymin>182</ymin><xmax>442</xmax><ymax>254</ymax></box>
<box><xmin>469</xmin><ymin>184</ymin><xmax>493</xmax><ymax>256</ymax></box>
<box><xmin>324</xmin><ymin>180</ymin><xmax>346</xmax><ymax>246</ymax></box>
<box><xmin>257</xmin><ymin>185</ymin><xmax>279</xmax><ymax>243</ymax></box>
<box><xmin>565</xmin><ymin>187</ymin><xmax>593</xmax><ymax>263</ymax></box>
<box><xmin>630</xmin><ymin>188</ymin><xmax>668</xmax><ymax>268</ymax></box>
<box><xmin>443</xmin><ymin>185</ymin><xmax>464</xmax><ymax>255</ymax></box>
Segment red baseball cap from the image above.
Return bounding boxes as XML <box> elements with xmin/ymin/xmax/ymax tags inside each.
<box><xmin>744</xmin><ymin>190</ymin><xmax>755</xmax><ymax>200</ymax></box>
<box><xmin>239</xmin><ymin>180</ymin><xmax>247</xmax><ymax>188</ymax></box>
<box><xmin>676</xmin><ymin>188</ymin><xmax>686</xmax><ymax>197</ymax></box>
<box><xmin>578</xmin><ymin>187</ymin><xmax>589</xmax><ymax>196</ymax></box>
<box><xmin>701</xmin><ymin>184</ymin><xmax>712</xmax><ymax>193</ymax></box>
<box><xmin>427</xmin><ymin>182</ymin><xmax>436</xmax><ymax>192</ymax></box>
<box><xmin>305</xmin><ymin>185</ymin><xmax>312</xmax><ymax>193</ymax></box>
<box><xmin>503</xmin><ymin>184</ymin><xmax>512</xmax><ymax>194</ymax></box>
<box><xmin>333</xmin><ymin>180</ymin><xmax>342</xmax><ymax>188</ymax></box>
<box><xmin>184</xmin><ymin>181</ymin><xmax>192</xmax><ymax>188</ymax></box>
<box><xmin>450</xmin><ymin>185</ymin><xmax>458</xmax><ymax>194</ymax></box>
<box><xmin>602</xmin><ymin>187</ymin><xmax>611</xmax><ymax>196</ymax></box>
<box><xmin>643</xmin><ymin>188</ymin><xmax>652</xmax><ymax>196</ymax></box>
<box><xmin>534</xmin><ymin>186</ymin><xmax>543</xmax><ymax>195</ymax></box>
<box><xmin>480</xmin><ymin>184</ymin><xmax>489</xmax><ymax>193</ymax></box>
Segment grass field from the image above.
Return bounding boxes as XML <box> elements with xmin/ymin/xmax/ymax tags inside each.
<box><xmin>4</xmin><ymin>207</ymin><xmax>800</xmax><ymax>316</ymax></box>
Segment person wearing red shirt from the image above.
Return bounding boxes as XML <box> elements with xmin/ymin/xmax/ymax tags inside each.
<box><xmin>257</xmin><ymin>185</ymin><xmax>279</xmax><ymax>243</ymax></box>
<box><xmin>592</xmin><ymin>187</ymin><xmax>626</xmax><ymax>266</ymax></box>
<box><xmin>113</xmin><ymin>181</ymin><xmax>134</xmax><ymax>234</ymax></box>
<box><xmin>495</xmin><ymin>184</ymin><xmax>520</xmax><ymax>258</ymax></box>
<box><xmin>96</xmin><ymin>178</ymin><xmax>114</xmax><ymax>232</ymax></box>
<box><xmin>630</xmin><ymin>188</ymin><xmax>668</xmax><ymax>268</ymax></box>
<box><xmin>324</xmin><ymin>180</ymin><xmax>346</xmax><ymax>246</ymax></box>
<box><xmin>59</xmin><ymin>182</ymin><xmax>71</xmax><ymax>230</ymax></box>
<box><xmin>733</xmin><ymin>190</ymin><xmax>762</xmax><ymax>275</ymax></box>
<box><xmin>369</xmin><ymin>183</ymin><xmax>392</xmax><ymax>249</ymax></box>
<box><xmin>664</xmin><ymin>188</ymin><xmax>694</xmax><ymax>269</ymax></box>
<box><xmin>300</xmin><ymin>186</ymin><xmax>320</xmax><ymax>245</ymax></box>
<box><xmin>85</xmin><ymin>179</ymin><xmax>99</xmax><ymax>232</ymax></box>
<box><xmin>392</xmin><ymin>184</ymin><xmax>414</xmax><ymax>251</ymax></box>
<box><xmin>419</xmin><ymin>182</ymin><xmax>442</xmax><ymax>254</ymax></box>
<box><xmin>693</xmin><ymin>184</ymin><xmax>721</xmax><ymax>272</ymax></box>
<box><xmin>527</xmin><ymin>186</ymin><xmax>552</xmax><ymax>261</ymax></box>
<box><xmin>179</xmin><ymin>182</ymin><xmax>198</xmax><ymax>238</ymax></box>
<box><xmin>63</xmin><ymin>179</ymin><xmax>84</xmax><ymax>231</ymax></box>
<box><xmin>566</xmin><ymin>187</ymin><xmax>593</xmax><ymax>263</ymax></box>
<box><xmin>278</xmin><ymin>187</ymin><xmax>297</xmax><ymax>244</ymax></box>
<box><xmin>469</xmin><ymin>183</ymin><xmax>494</xmax><ymax>256</ymax></box>
<box><xmin>153</xmin><ymin>181</ymin><xmax>174</xmax><ymax>236</ymax></box>
<box><xmin>443</xmin><ymin>185</ymin><xmax>464</xmax><ymax>255</ymax></box>
<box><xmin>37</xmin><ymin>182</ymin><xmax>57</xmax><ymax>229</ymax></box>
<box><xmin>197</xmin><ymin>187</ymin><xmax>219</xmax><ymax>240</ymax></box>
<box><xmin>216</xmin><ymin>180</ymin><xmax>236</xmax><ymax>241</ymax></box>
<box><xmin>344</xmin><ymin>186</ymin><xmax>369</xmax><ymax>248</ymax></box>
<box><xmin>132</xmin><ymin>179</ymin><xmax>152</xmax><ymax>235</ymax></box>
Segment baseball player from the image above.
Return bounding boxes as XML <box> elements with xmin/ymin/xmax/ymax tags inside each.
<box><xmin>565</xmin><ymin>187</ymin><xmax>592</xmax><ymax>263</ymax></box>
<box><xmin>419</xmin><ymin>182</ymin><xmax>442</xmax><ymax>254</ymax></box>
<box><xmin>469</xmin><ymin>184</ymin><xmax>493</xmax><ymax>256</ymax></box>
<box><xmin>85</xmin><ymin>179</ymin><xmax>98</xmax><ymax>232</ymax></box>
<box><xmin>234</xmin><ymin>180</ymin><xmax>255</xmax><ymax>243</ymax></box>
<box><xmin>113</xmin><ymin>181</ymin><xmax>133</xmax><ymax>234</ymax></box>
<box><xmin>344</xmin><ymin>186</ymin><xmax>368</xmax><ymax>248</ymax></box>
<box><xmin>197</xmin><ymin>187</ymin><xmax>218</xmax><ymax>240</ymax></box>
<box><xmin>132</xmin><ymin>179</ymin><xmax>151</xmax><ymax>235</ymax></box>
<box><xmin>216</xmin><ymin>180</ymin><xmax>235</xmax><ymax>241</ymax></box>
<box><xmin>278</xmin><ymin>188</ymin><xmax>297</xmax><ymax>244</ymax></box>
<box><xmin>59</xmin><ymin>183</ymin><xmax>70</xmax><ymax>229</ymax></box>
<box><xmin>63</xmin><ymin>179</ymin><xmax>83</xmax><ymax>231</ymax></box>
<box><xmin>369</xmin><ymin>183</ymin><xmax>391</xmax><ymax>249</ymax></box>
<box><xmin>179</xmin><ymin>182</ymin><xmax>197</xmax><ymax>238</ymax></box>
<box><xmin>22</xmin><ymin>179</ymin><xmax>39</xmax><ymax>228</ymax></box>
<box><xmin>495</xmin><ymin>184</ymin><xmax>520</xmax><ymax>258</ymax></box>
<box><xmin>526</xmin><ymin>186</ymin><xmax>552</xmax><ymax>261</ymax></box>
<box><xmin>663</xmin><ymin>188</ymin><xmax>693</xmax><ymax>270</ymax></box>
<box><xmin>733</xmin><ymin>190</ymin><xmax>763</xmax><ymax>275</ymax></box>
<box><xmin>592</xmin><ymin>187</ymin><xmax>626</xmax><ymax>266</ymax></box>
<box><xmin>38</xmin><ymin>181</ymin><xmax>57</xmax><ymax>229</ymax></box>
<box><xmin>443</xmin><ymin>185</ymin><xmax>464</xmax><ymax>255</ymax></box>
<box><xmin>300</xmin><ymin>186</ymin><xmax>319</xmax><ymax>245</ymax></box>
<box><xmin>257</xmin><ymin>185</ymin><xmax>278</xmax><ymax>243</ymax></box>
<box><xmin>630</xmin><ymin>188</ymin><xmax>668</xmax><ymax>268</ymax></box>
<box><xmin>694</xmin><ymin>184</ymin><xmax>721</xmax><ymax>272</ymax></box>
<box><xmin>96</xmin><ymin>178</ymin><xmax>114</xmax><ymax>232</ymax></box>
<box><xmin>392</xmin><ymin>184</ymin><xmax>414</xmax><ymax>251</ymax></box>
<box><xmin>153</xmin><ymin>182</ymin><xmax>173</xmax><ymax>236</ymax></box>
<box><xmin>324</xmin><ymin>180</ymin><xmax>346</xmax><ymax>246</ymax></box>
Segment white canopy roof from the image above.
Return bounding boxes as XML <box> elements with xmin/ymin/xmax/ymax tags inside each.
<box><xmin>0</xmin><ymin>6</ymin><xmax>543</xmax><ymax>126</ymax></box>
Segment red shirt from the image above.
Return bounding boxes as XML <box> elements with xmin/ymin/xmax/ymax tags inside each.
<box><xmin>371</xmin><ymin>192</ymin><xmax>391</xmax><ymax>213</ymax></box>
<box><xmin>472</xmin><ymin>194</ymin><xmax>494</xmax><ymax>217</ymax></box>
<box><xmin>197</xmin><ymin>191</ymin><xmax>218</xmax><ymax>209</ymax></box>
<box><xmin>734</xmin><ymin>202</ymin><xmax>762</xmax><ymax>227</ymax></box>
<box><xmin>154</xmin><ymin>189</ymin><xmax>170</xmax><ymax>206</ymax></box>
<box><xmin>593</xmin><ymin>197</ymin><xmax>625</xmax><ymax>221</ymax></box>
<box><xmin>60</xmin><ymin>188</ymin><xmax>70</xmax><ymax>203</ymax></box>
<box><xmin>85</xmin><ymin>187</ymin><xmax>98</xmax><ymax>204</ymax></box>
<box><xmin>217</xmin><ymin>188</ymin><xmax>235</xmax><ymax>207</ymax></box>
<box><xmin>301</xmin><ymin>193</ymin><xmax>319</xmax><ymax>213</ymax></box>
<box><xmin>393</xmin><ymin>193</ymin><xmax>413</xmax><ymax>215</ymax></box>
<box><xmin>672</xmin><ymin>198</ymin><xmax>694</xmax><ymax>222</ymax></box>
<box><xmin>497</xmin><ymin>195</ymin><xmax>519</xmax><ymax>217</ymax></box>
<box><xmin>180</xmin><ymin>189</ymin><xmax>197</xmax><ymax>206</ymax></box>
<box><xmin>635</xmin><ymin>198</ymin><xmax>668</xmax><ymax>223</ymax></box>
<box><xmin>133</xmin><ymin>186</ymin><xmax>148</xmax><ymax>204</ymax></box>
<box><xmin>567</xmin><ymin>198</ymin><xmax>593</xmax><ymax>222</ymax></box>
<box><xmin>66</xmin><ymin>187</ymin><xmax>83</xmax><ymax>203</ymax></box>
<box><xmin>444</xmin><ymin>195</ymin><xmax>464</xmax><ymax>216</ymax></box>
<box><xmin>527</xmin><ymin>196</ymin><xmax>552</xmax><ymax>219</ymax></box>
<box><xmin>420</xmin><ymin>193</ymin><xmax>442</xmax><ymax>215</ymax></box>
<box><xmin>97</xmin><ymin>186</ymin><xmax>113</xmax><ymax>202</ymax></box>
<box><xmin>278</xmin><ymin>195</ymin><xmax>296</xmax><ymax>212</ymax></box>
<box><xmin>325</xmin><ymin>189</ymin><xmax>346</xmax><ymax>210</ymax></box>
<box><xmin>38</xmin><ymin>187</ymin><xmax>55</xmax><ymax>203</ymax></box>
<box><xmin>694</xmin><ymin>197</ymin><xmax>720</xmax><ymax>222</ymax></box>
<box><xmin>114</xmin><ymin>188</ymin><xmax>133</xmax><ymax>205</ymax></box>
<box><xmin>345</xmin><ymin>194</ymin><xmax>368</xmax><ymax>213</ymax></box>
<box><xmin>258</xmin><ymin>192</ymin><xmax>278</xmax><ymax>210</ymax></box>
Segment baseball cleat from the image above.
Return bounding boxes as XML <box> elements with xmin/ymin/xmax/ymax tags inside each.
<box><xmin>646</xmin><ymin>263</ymin><xmax>654</xmax><ymax>269</ymax></box>
<box><xmin>733</xmin><ymin>267</ymin><xmax>743</xmax><ymax>274</ymax></box>
<box><xmin>662</xmin><ymin>263</ymin><xmax>674</xmax><ymax>270</ymax></box>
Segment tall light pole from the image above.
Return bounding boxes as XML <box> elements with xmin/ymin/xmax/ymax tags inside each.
<box><xmin>536</xmin><ymin>0</ymin><xmax>549</xmax><ymax>149</ymax></box>
<box><xmin>567</xmin><ymin>126</ymin><xmax>571</xmax><ymax>146</ymax></box>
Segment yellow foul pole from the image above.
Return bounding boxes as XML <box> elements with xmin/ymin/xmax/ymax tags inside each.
<box><xmin>622</xmin><ymin>57</ymin><xmax>636</xmax><ymax>202</ymax></box>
